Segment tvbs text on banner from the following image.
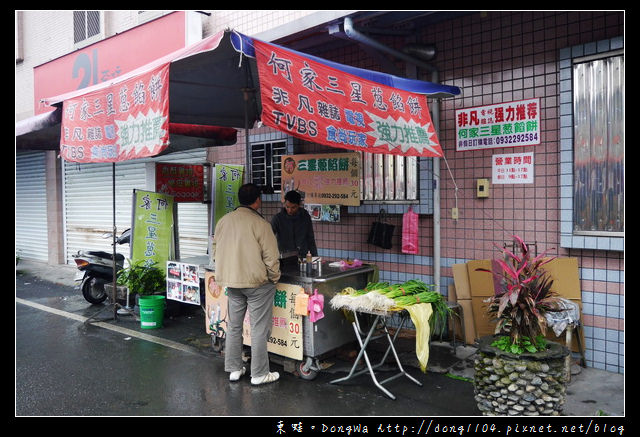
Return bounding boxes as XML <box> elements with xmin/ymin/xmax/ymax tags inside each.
<box><xmin>60</xmin><ymin>64</ymin><xmax>170</xmax><ymax>163</ymax></box>
<box><xmin>254</xmin><ymin>40</ymin><xmax>443</xmax><ymax>158</ymax></box>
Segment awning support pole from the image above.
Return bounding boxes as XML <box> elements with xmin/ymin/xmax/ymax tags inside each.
<box><xmin>243</xmin><ymin>88</ymin><xmax>251</xmax><ymax>184</ymax></box>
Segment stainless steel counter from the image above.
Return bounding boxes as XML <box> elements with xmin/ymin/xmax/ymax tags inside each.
<box><xmin>280</xmin><ymin>262</ymin><xmax>375</xmax><ymax>360</ymax></box>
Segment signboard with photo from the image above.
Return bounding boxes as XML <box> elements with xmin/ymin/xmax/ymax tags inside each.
<box><xmin>281</xmin><ymin>152</ymin><xmax>360</xmax><ymax>206</ymax></box>
<box><xmin>166</xmin><ymin>261</ymin><xmax>201</xmax><ymax>305</ymax></box>
<box><xmin>305</xmin><ymin>204</ymin><xmax>340</xmax><ymax>222</ymax></box>
<box><xmin>205</xmin><ymin>272</ymin><xmax>227</xmax><ymax>337</ymax></box>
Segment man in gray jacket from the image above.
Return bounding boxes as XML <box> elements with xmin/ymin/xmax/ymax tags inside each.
<box><xmin>213</xmin><ymin>183</ymin><xmax>281</xmax><ymax>385</ymax></box>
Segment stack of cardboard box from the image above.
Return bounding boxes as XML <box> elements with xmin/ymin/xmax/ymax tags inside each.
<box><xmin>449</xmin><ymin>258</ymin><xmax>584</xmax><ymax>353</ymax></box>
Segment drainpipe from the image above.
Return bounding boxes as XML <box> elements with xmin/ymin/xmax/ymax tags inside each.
<box><xmin>340</xmin><ymin>16</ymin><xmax>442</xmax><ymax>294</ymax></box>
<box><xmin>431</xmin><ymin>71</ymin><xmax>441</xmax><ymax>296</ymax></box>
<box><xmin>342</xmin><ymin>17</ymin><xmax>437</xmax><ymax>72</ymax></box>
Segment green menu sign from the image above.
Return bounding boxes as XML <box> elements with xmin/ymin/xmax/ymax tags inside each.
<box><xmin>213</xmin><ymin>164</ymin><xmax>244</xmax><ymax>226</ymax></box>
<box><xmin>131</xmin><ymin>189</ymin><xmax>175</xmax><ymax>269</ymax></box>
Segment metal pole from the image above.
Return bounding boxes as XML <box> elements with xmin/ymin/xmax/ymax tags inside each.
<box><xmin>243</xmin><ymin>88</ymin><xmax>251</xmax><ymax>184</ymax></box>
<box><xmin>112</xmin><ymin>162</ymin><xmax>118</xmax><ymax>319</ymax></box>
<box><xmin>432</xmin><ymin>71</ymin><xmax>441</xmax><ymax>296</ymax></box>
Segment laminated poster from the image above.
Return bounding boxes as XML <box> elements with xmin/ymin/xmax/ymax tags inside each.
<box><xmin>166</xmin><ymin>261</ymin><xmax>200</xmax><ymax>305</ymax></box>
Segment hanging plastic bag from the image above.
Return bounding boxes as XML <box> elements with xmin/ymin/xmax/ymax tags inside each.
<box><xmin>307</xmin><ymin>289</ymin><xmax>325</xmax><ymax>322</ymax></box>
<box><xmin>367</xmin><ymin>209</ymin><xmax>394</xmax><ymax>249</ymax></box>
<box><xmin>402</xmin><ymin>206</ymin><xmax>419</xmax><ymax>254</ymax></box>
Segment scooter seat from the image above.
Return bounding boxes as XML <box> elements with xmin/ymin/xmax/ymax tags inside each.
<box><xmin>86</xmin><ymin>251</ymin><xmax>125</xmax><ymax>262</ymax></box>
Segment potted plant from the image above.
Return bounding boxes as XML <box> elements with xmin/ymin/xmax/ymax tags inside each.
<box><xmin>117</xmin><ymin>260</ymin><xmax>166</xmax><ymax>297</ymax></box>
<box><xmin>473</xmin><ymin>236</ymin><xmax>569</xmax><ymax>416</ymax></box>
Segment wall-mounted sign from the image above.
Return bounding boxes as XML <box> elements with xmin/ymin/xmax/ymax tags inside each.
<box><xmin>156</xmin><ymin>162</ymin><xmax>204</xmax><ymax>202</ymax></box>
<box><xmin>492</xmin><ymin>152</ymin><xmax>535</xmax><ymax>184</ymax></box>
<box><xmin>281</xmin><ymin>152</ymin><xmax>360</xmax><ymax>206</ymax></box>
<box><xmin>455</xmin><ymin>98</ymin><xmax>540</xmax><ymax>152</ymax></box>
<box><xmin>34</xmin><ymin>12</ymin><xmax>187</xmax><ymax>115</ymax></box>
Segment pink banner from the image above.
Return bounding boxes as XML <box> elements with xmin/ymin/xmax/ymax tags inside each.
<box><xmin>254</xmin><ymin>40</ymin><xmax>443</xmax><ymax>157</ymax></box>
<box><xmin>60</xmin><ymin>64</ymin><xmax>170</xmax><ymax>163</ymax></box>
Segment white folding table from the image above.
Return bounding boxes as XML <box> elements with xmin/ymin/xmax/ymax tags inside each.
<box><xmin>330</xmin><ymin>308</ymin><xmax>422</xmax><ymax>400</ymax></box>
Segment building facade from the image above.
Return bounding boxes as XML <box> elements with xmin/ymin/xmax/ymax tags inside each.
<box><xmin>16</xmin><ymin>11</ymin><xmax>624</xmax><ymax>373</ymax></box>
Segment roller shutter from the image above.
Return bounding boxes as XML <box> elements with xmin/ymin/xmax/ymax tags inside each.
<box><xmin>16</xmin><ymin>152</ymin><xmax>49</xmax><ymax>262</ymax></box>
<box><xmin>63</xmin><ymin>150</ymin><xmax>209</xmax><ymax>263</ymax></box>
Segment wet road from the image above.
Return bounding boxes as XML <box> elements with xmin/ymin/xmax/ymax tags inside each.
<box><xmin>15</xmin><ymin>271</ymin><xmax>480</xmax><ymax>417</ymax></box>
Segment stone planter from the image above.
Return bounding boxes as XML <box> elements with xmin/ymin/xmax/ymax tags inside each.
<box><xmin>473</xmin><ymin>335</ymin><xmax>570</xmax><ymax>416</ymax></box>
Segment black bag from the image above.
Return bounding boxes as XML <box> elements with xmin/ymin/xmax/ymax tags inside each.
<box><xmin>367</xmin><ymin>209</ymin><xmax>394</xmax><ymax>249</ymax></box>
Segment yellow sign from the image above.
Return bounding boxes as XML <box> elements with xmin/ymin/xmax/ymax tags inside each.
<box><xmin>281</xmin><ymin>153</ymin><xmax>360</xmax><ymax>206</ymax></box>
<box><xmin>206</xmin><ymin>274</ymin><xmax>305</xmax><ymax>361</ymax></box>
<box><xmin>241</xmin><ymin>282</ymin><xmax>305</xmax><ymax>361</ymax></box>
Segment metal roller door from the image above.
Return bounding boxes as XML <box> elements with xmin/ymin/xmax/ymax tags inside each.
<box><xmin>63</xmin><ymin>150</ymin><xmax>209</xmax><ymax>264</ymax></box>
<box><xmin>16</xmin><ymin>152</ymin><xmax>49</xmax><ymax>262</ymax></box>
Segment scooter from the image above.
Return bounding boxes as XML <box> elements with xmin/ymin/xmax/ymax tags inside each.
<box><xmin>73</xmin><ymin>229</ymin><xmax>131</xmax><ymax>304</ymax></box>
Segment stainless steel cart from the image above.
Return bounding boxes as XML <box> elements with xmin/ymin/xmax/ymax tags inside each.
<box><xmin>276</xmin><ymin>261</ymin><xmax>375</xmax><ymax>380</ymax></box>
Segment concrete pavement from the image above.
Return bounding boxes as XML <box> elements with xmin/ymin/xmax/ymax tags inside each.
<box><xmin>15</xmin><ymin>259</ymin><xmax>624</xmax><ymax>417</ymax></box>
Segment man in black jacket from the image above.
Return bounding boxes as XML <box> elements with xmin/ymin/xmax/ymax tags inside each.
<box><xmin>271</xmin><ymin>190</ymin><xmax>318</xmax><ymax>258</ymax></box>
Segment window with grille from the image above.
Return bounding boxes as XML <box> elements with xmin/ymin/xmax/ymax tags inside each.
<box><xmin>361</xmin><ymin>153</ymin><xmax>418</xmax><ymax>201</ymax></box>
<box><xmin>73</xmin><ymin>11</ymin><xmax>100</xmax><ymax>45</ymax></box>
<box><xmin>251</xmin><ymin>141</ymin><xmax>287</xmax><ymax>192</ymax></box>
<box><xmin>572</xmin><ymin>52</ymin><xmax>624</xmax><ymax>234</ymax></box>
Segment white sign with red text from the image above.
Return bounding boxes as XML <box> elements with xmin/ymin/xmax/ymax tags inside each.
<box><xmin>492</xmin><ymin>152</ymin><xmax>534</xmax><ymax>184</ymax></box>
<box><xmin>456</xmin><ymin>98</ymin><xmax>540</xmax><ymax>152</ymax></box>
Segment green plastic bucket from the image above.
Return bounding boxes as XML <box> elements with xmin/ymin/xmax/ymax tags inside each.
<box><xmin>138</xmin><ymin>295</ymin><xmax>166</xmax><ymax>329</ymax></box>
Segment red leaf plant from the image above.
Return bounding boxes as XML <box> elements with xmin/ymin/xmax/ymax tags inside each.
<box><xmin>477</xmin><ymin>236</ymin><xmax>563</xmax><ymax>352</ymax></box>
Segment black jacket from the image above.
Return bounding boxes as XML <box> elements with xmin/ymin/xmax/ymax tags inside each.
<box><xmin>270</xmin><ymin>208</ymin><xmax>318</xmax><ymax>257</ymax></box>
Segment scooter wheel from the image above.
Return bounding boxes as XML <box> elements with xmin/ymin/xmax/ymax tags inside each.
<box><xmin>81</xmin><ymin>276</ymin><xmax>108</xmax><ymax>304</ymax></box>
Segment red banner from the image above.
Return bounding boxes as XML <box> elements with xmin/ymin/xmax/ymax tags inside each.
<box><xmin>254</xmin><ymin>40</ymin><xmax>443</xmax><ymax>157</ymax></box>
<box><xmin>60</xmin><ymin>64</ymin><xmax>170</xmax><ymax>163</ymax></box>
<box><xmin>155</xmin><ymin>162</ymin><xmax>205</xmax><ymax>202</ymax></box>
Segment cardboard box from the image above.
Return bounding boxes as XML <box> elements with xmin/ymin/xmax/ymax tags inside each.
<box><xmin>471</xmin><ymin>296</ymin><xmax>496</xmax><ymax>338</ymax></box>
<box><xmin>451</xmin><ymin>257</ymin><xmax>583</xmax><ymax>347</ymax></box>
<box><xmin>467</xmin><ymin>259</ymin><xmax>494</xmax><ymax>296</ymax></box>
<box><xmin>451</xmin><ymin>263</ymin><xmax>472</xmax><ymax>299</ymax></box>
<box><xmin>447</xmin><ymin>283</ymin><xmax>457</xmax><ymax>303</ymax></box>
<box><xmin>543</xmin><ymin>257</ymin><xmax>581</xmax><ymax>300</ymax></box>
<box><xmin>457</xmin><ymin>299</ymin><xmax>476</xmax><ymax>344</ymax></box>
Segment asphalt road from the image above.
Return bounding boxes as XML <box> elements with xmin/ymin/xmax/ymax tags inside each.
<box><xmin>15</xmin><ymin>271</ymin><xmax>481</xmax><ymax>418</ymax></box>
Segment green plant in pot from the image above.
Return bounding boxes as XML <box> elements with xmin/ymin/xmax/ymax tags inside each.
<box><xmin>473</xmin><ymin>235</ymin><xmax>570</xmax><ymax>416</ymax></box>
<box><xmin>116</xmin><ymin>260</ymin><xmax>166</xmax><ymax>297</ymax></box>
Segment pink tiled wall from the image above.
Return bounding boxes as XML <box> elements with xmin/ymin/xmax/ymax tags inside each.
<box><xmin>209</xmin><ymin>11</ymin><xmax>624</xmax><ymax>372</ymax></box>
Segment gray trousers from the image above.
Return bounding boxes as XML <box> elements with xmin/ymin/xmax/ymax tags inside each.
<box><xmin>224</xmin><ymin>282</ymin><xmax>276</xmax><ymax>378</ymax></box>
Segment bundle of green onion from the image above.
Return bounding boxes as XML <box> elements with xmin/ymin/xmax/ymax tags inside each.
<box><xmin>337</xmin><ymin>279</ymin><xmax>451</xmax><ymax>335</ymax></box>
